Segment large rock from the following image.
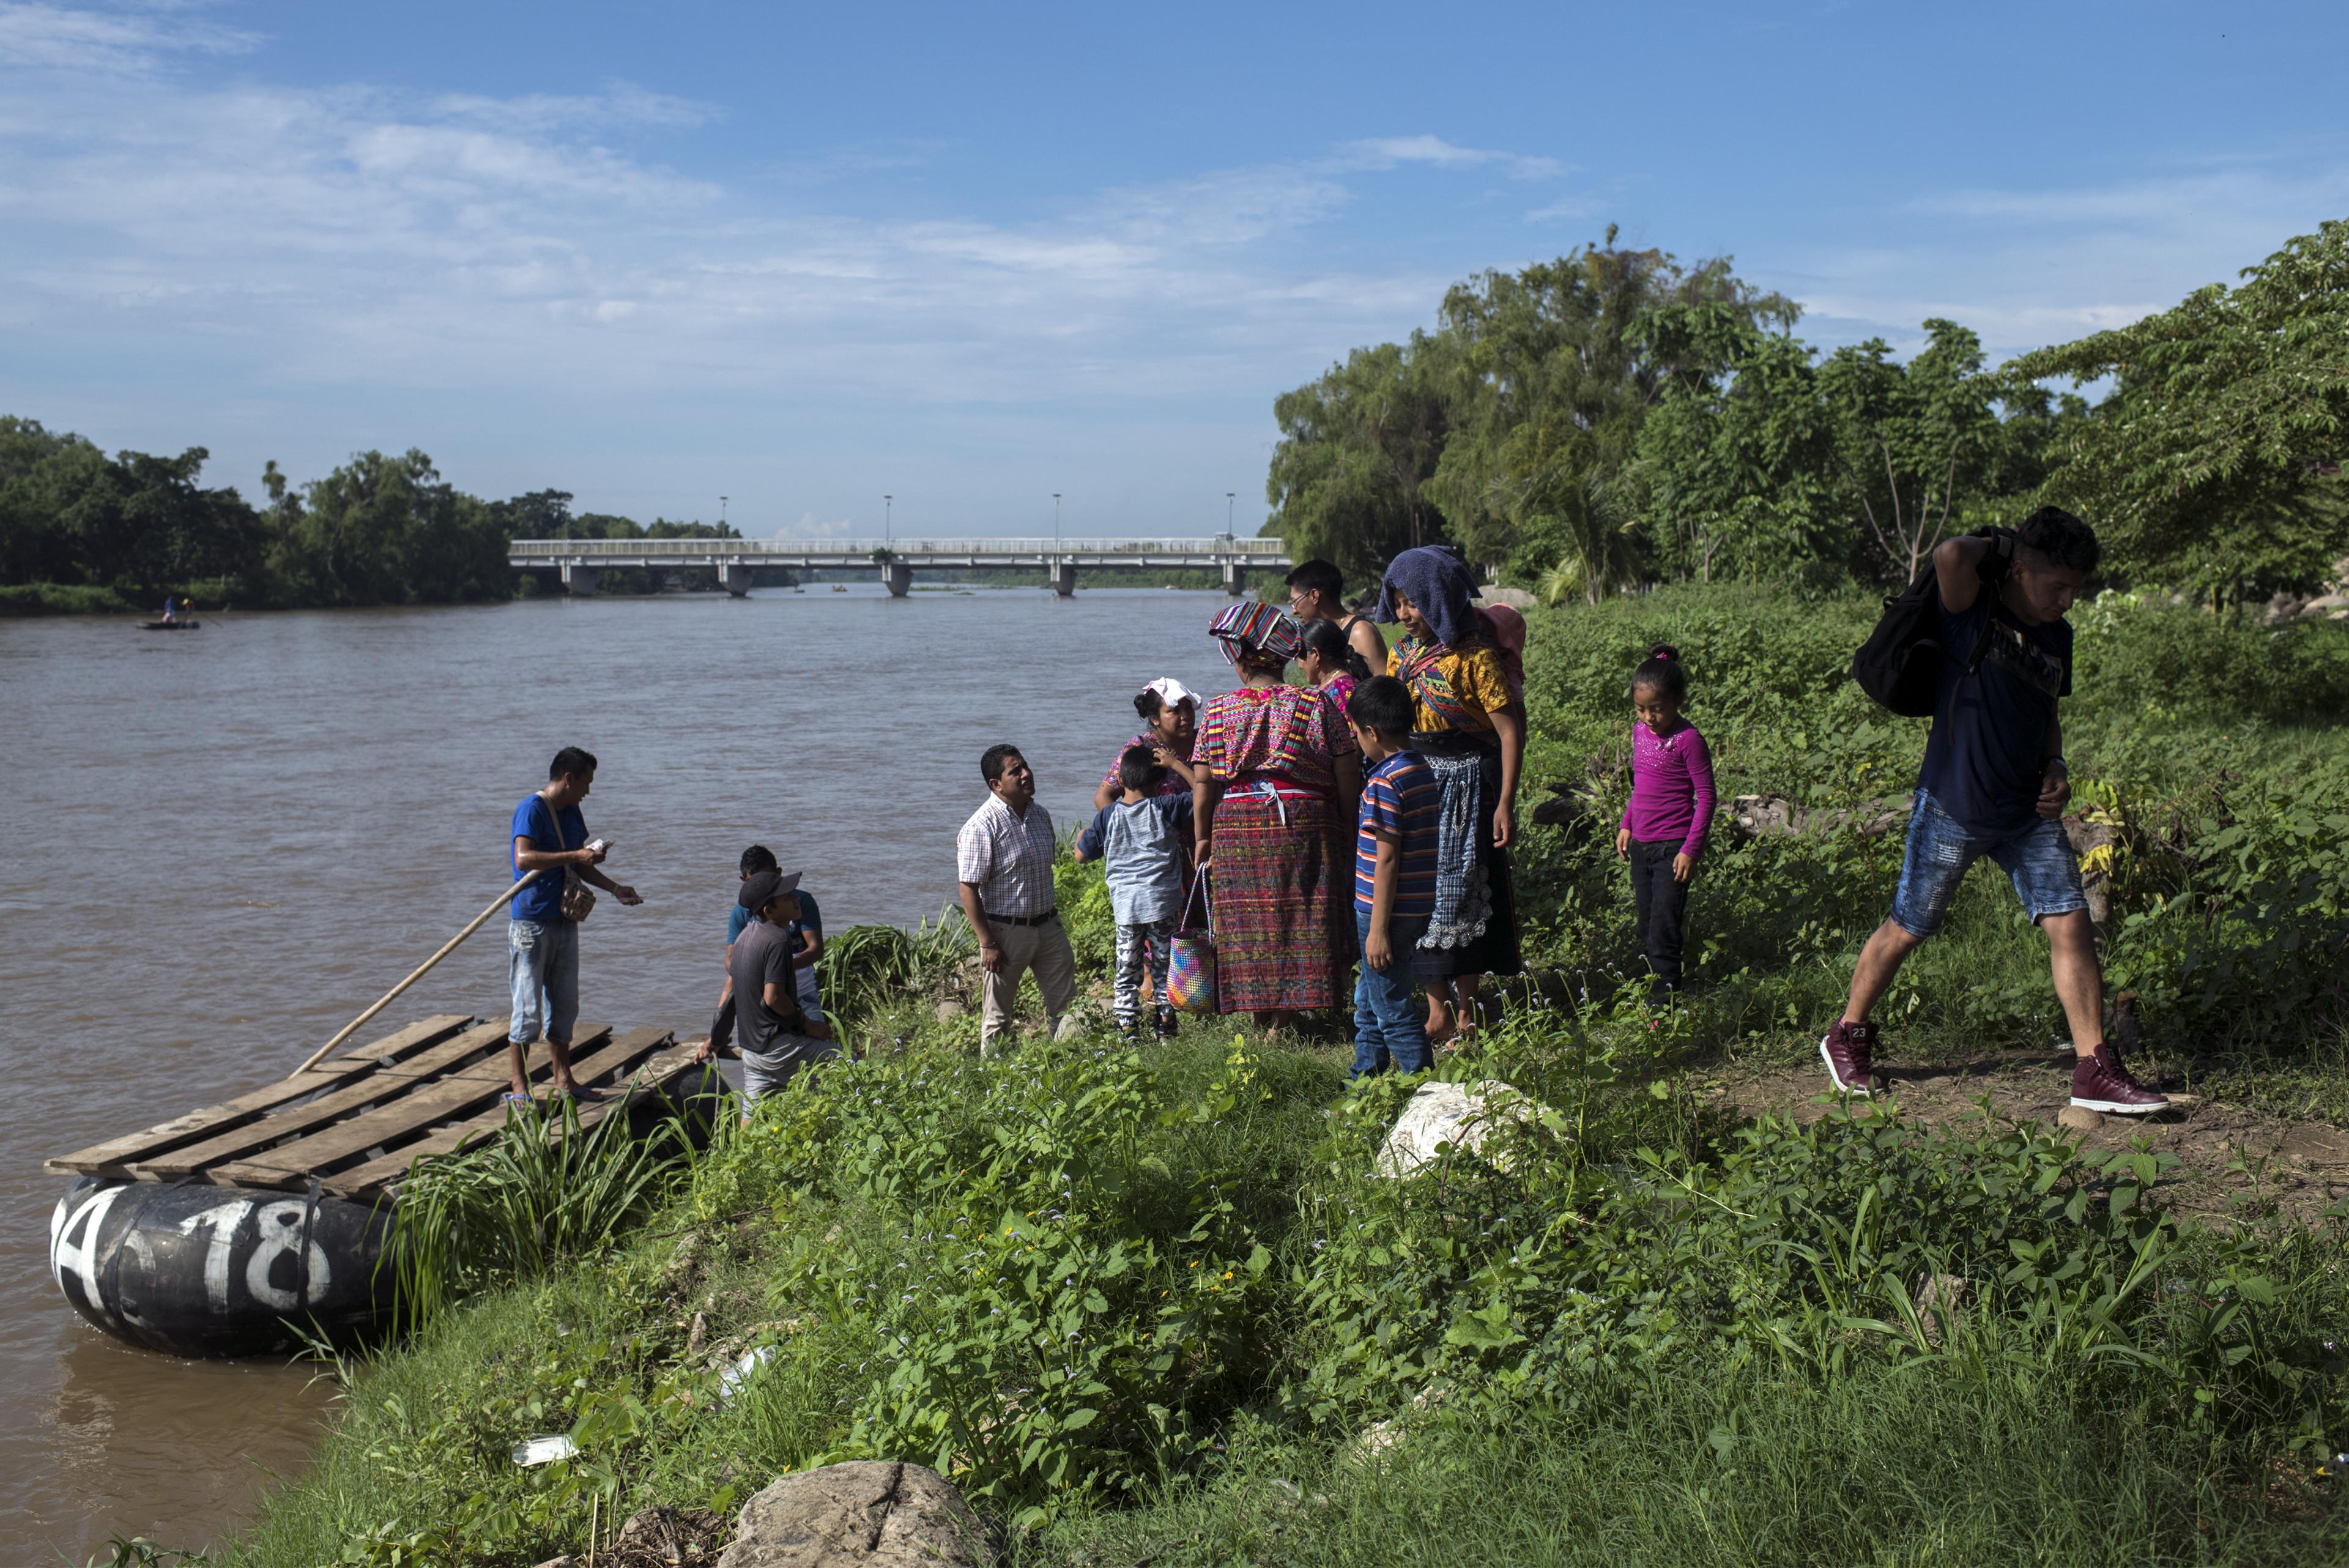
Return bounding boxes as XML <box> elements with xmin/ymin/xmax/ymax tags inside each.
<box><xmin>1375</xmin><ymin>1079</ymin><xmax>1548</xmax><ymax>1177</ymax></box>
<box><xmin>716</xmin><ymin>1462</ymin><xmax>993</xmax><ymax>1567</ymax></box>
<box><xmin>1478</xmin><ymin>585</ymin><xmax>1539</xmax><ymax>612</ymax></box>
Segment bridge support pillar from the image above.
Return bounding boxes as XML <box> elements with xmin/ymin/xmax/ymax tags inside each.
<box><xmin>1221</xmin><ymin>561</ymin><xmax>1247</xmax><ymax>596</ymax></box>
<box><xmin>560</xmin><ymin>563</ymin><xmax>599</xmax><ymax>596</ymax></box>
<box><xmin>885</xmin><ymin>562</ymin><xmax>913</xmax><ymax>598</ymax></box>
<box><xmin>1052</xmin><ymin>562</ymin><xmax>1077</xmax><ymax>598</ymax></box>
<box><xmin>722</xmin><ymin>565</ymin><xmax>752</xmax><ymax>597</ymax></box>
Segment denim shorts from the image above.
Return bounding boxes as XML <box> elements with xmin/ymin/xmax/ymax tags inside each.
<box><xmin>508</xmin><ymin>918</ymin><xmax>579</xmax><ymax>1046</ymax></box>
<box><xmin>1890</xmin><ymin>789</ymin><xmax>2086</xmax><ymax>938</ymax></box>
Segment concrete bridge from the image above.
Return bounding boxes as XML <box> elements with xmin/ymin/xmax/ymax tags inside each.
<box><xmin>507</xmin><ymin>536</ymin><xmax>1293</xmax><ymax>597</ymax></box>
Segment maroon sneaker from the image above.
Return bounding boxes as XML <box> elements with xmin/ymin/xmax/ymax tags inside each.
<box><xmin>1819</xmin><ymin>1019</ymin><xmax>1880</xmax><ymax>1096</ymax></box>
<box><xmin>2070</xmin><ymin>1046</ymin><xmax>2168</xmax><ymax>1115</ymax></box>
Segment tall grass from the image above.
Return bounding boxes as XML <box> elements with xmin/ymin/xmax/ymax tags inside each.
<box><xmin>385</xmin><ymin>1098</ymin><xmax>696</xmax><ymax>1332</ymax></box>
<box><xmin>1034</xmin><ymin>1356</ymin><xmax>2346</xmax><ymax>1567</ymax></box>
<box><xmin>815</xmin><ymin>904</ymin><xmax>974</xmax><ymax>1027</ymax></box>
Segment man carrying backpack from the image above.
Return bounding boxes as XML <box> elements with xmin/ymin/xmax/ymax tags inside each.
<box><xmin>1822</xmin><ymin>507</ymin><xmax>2166</xmax><ymax>1115</ymax></box>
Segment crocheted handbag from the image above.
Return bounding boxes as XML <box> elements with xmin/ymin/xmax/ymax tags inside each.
<box><xmin>1165</xmin><ymin>866</ymin><xmax>1217</xmax><ymax>1014</ymax></box>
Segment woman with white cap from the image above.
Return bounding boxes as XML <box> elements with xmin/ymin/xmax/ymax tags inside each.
<box><xmin>1093</xmin><ymin>676</ymin><xmax>1201</xmax><ymax>809</ymax></box>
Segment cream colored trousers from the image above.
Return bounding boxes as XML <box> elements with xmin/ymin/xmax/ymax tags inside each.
<box><xmin>979</xmin><ymin>918</ymin><xmax>1080</xmax><ymax>1053</ymax></box>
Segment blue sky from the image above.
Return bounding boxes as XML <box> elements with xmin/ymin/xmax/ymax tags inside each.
<box><xmin>2</xmin><ymin>1</ymin><xmax>2344</xmax><ymax>538</ymax></box>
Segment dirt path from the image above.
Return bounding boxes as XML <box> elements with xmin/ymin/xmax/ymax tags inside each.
<box><xmin>1704</xmin><ymin>1049</ymin><xmax>2349</xmax><ymax>1228</ymax></box>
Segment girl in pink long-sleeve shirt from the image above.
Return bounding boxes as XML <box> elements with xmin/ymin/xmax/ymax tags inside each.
<box><xmin>1612</xmin><ymin>645</ymin><xmax>1715</xmax><ymax>1001</ymax></box>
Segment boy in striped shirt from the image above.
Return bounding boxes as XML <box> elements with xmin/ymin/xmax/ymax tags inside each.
<box><xmin>1345</xmin><ymin>676</ymin><xmax>1440</xmax><ymax>1076</ymax></box>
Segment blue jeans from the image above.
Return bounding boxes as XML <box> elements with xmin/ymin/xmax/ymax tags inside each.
<box><xmin>508</xmin><ymin>918</ymin><xmax>579</xmax><ymax>1046</ymax></box>
<box><xmin>1353</xmin><ymin>909</ymin><xmax>1432</xmax><ymax>1077</ymax></box>
<box><xmin>1890</xmin><ymin>789</ymin><xmax>2087</xmax><ymax>938</ymax></box>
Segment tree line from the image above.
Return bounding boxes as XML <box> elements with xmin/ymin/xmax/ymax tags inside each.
<box><xmin>0</xmin><ymin>420</ymin><xmax>738</xmax><ymax>609</ymax></box>
<box><xmin>1265</xmin><ymin>219</ymin><xmax>2349</xmax><ymax>604</ymax></box>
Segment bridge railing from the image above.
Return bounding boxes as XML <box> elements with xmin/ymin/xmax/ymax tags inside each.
<box><xmin>507</xmin><ymin>537</ymin><xmax>1290</xmax><ymax>559</ymax></box>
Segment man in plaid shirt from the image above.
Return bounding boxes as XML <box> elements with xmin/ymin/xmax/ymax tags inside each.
<box><xmin>956</xmin><ymin>744</ymin><xmax>1078</xmax><ymax>1053</ymax></box>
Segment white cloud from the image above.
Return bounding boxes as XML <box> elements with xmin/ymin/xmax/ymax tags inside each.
<box><xmin>429</xmin><ymin>81</ymin><xmax>721</xmax><ymax>135</ymax></box>
<box><xmin>1338</xmin><ymin>134</ymin><xmax>1563</xmax><ymax>181</ymax></box>
<box><xmin>1524</xmin><ymin>194</ymin><xmax>1603</xmax><ymax>223</ymax></box>
<box><xmin>0</xmin><ymin>29</ymin><xmax>1520</xmax><ymax>416</ymax></box>
<box><xmin>1773</xmin><ymin>159</ymin><xmax>2349</xmax><ymax>361</ymax></box>
<box><xmin>0</xmin><ymin>1</ymin><xmax>256</xmax><ymax>73</ymax></box>
<box><xmin>779</xmin><ymin>512</ymin><xmax>858</xmax><ymax>539</ymax></box>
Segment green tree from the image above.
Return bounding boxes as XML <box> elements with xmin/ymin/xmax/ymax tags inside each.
<box><xmin>1264</xmin><ymin>335</ymin><xmax>1453</xmax><ymax>586</ymax></box>
<box><xmin>1625</xmin><ymin>306</ymin><xmax>1842</xmax><ymax>584</ymax></box>
<box><xmin>1816</xmin><ymin>320</ymin><xmax>2006</xmax><ymax>583</ymax></box>
<box><xmin>0</xmin><ymin>417</ymin><xmax>110</xmax><ymax>584</ymax></box>
<box><xmin>270</xmin><ymin>450</ymin><xmax>508</xmax><ymax>606</ymax></box>
<box><xmin>110</xmin><ymin>447</ymin><xmax>267</xmax><ymax>591</ymax></box>
<box><xmin>2005</xmin><ymin>217</ymin><xmax>2349</xmax><ymax>593</ymax></box>
<box><xmin>1424</xmin><ymin>232</ymin><xmax>1798</xmax><ymax>584</ymax></box>
<box><xmin>495</xmin><ymin>488</ymin><xmax>585</xmax><ymax>540</ymax></box>
<box><xmin>0</xmin><ymin>418</ymin><xmax>262</xmax><ymax>592</ymax></box>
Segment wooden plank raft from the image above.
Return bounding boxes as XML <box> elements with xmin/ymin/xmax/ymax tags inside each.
<box><xmin>45</xmin><ymin>1014</ymin><xmax>712</xmax><ymax>1200</ymax></box>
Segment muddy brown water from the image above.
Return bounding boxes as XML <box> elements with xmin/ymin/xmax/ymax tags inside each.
<box><xmin>0</xmin><ymin>587</ymin><xmax>1242</xmax><ymax>1561</ymax></box>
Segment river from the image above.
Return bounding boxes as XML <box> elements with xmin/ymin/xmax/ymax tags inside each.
<box><xmin>0</xmin><ymin>585</ymin><xmax>1245</xmax><ymax>1561</ymax></box>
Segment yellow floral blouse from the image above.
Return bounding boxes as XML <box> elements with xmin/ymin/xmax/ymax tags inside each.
<box><xmin>1388</xmin><ymin>634</ymin><xmax>1515</xmax><ymax>735</ymax></box>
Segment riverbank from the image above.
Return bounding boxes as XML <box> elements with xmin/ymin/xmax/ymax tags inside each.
<box><xmin>0</xmin><ymin>582</ymin><xmax>150</xmax><ymax>616</ymax></box>
<box><xmin>165</xmin><ymin>582</ymin><xmax>2349</xmax><ymax>1566</ymax></box>
<box><xmin>209</xmin><ymin>1009</ymin><xmax>2349</xmax><ymax>1567</ymax></box>
<box><xmin>2</xmin><ymin>589</ymin><xmax>1256</xmax><ymax>1562</ymax></box>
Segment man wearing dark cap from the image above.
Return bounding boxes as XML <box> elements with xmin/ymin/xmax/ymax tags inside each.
<box><xmin>703</xmin><ymin>869</ymin><xmax>835</xmax><ymax>1105</ymax></box>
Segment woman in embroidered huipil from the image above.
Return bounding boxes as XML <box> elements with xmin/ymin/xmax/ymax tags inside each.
<box><xmin>1192</xmin><ymin>602</ymin><xmax>1363</xmax><ymax>1028</ymax></box>
<box><xmin>1378</xmin><ymin>547</ymin><xmax>1526</xmax><ymax>1044</ymax></box>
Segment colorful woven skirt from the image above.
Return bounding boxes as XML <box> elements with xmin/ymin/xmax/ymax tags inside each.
<box><xmin>1410</xmin><ymin>732</ymin><xmax>1523</xmax><ymax>983</ymax></box>
<box><xmin>1208</xmin><ymin>786</ymin><xmax>1356</xmax><ymax>1013</ymax></box>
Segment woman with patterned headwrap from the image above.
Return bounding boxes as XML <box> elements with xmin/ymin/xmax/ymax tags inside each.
<box><xmin>1191</xmin><ymin>601</ymin><xmax>1364</xmax><ymax>1028</ymax></box>
<box><xmin>1378</xmin><ymin>546</ymin><xmax>1526</xmax><ymax>1044</ymax></box>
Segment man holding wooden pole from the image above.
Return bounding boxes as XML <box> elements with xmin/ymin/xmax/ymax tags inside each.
<box><xmin>509</xmin><ymin>746</ymin><xmax>642</xmax><ymax>1103</ymax></box>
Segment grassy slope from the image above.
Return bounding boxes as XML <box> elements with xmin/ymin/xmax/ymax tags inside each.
<box><xmin>204</xmin><ymin>585</ymin><xmax>2349</xmax><ymax>1568</ymax></box>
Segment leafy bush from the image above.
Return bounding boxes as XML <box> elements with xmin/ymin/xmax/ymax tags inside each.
<box><xmin>691</xmin><ymin>1033</ymin><xmax>1330</xmax><ymax>1528</ymax></box>
<box><xmin>0</xmin><ymin>581</ymin><xmax>143</xmax><ymax>615</ymax></box>
<box><xmin>2072</xmin><ymin>592</ymin><xmax>2349</xmax><ymax>729</ymax></box>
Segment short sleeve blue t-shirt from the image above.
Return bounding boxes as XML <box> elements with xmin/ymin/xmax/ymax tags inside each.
<box><xmin>1917</xmin><ymin>596</ymin><xmax>2072</xmax><ymax>836</ymax></box>
<box><xmin>728</xmin><ymin>890</ymin><xmax>820</xmax><ymax>949</ymax></box>
<box><xmin>511</xmin><ymin>794</ymin><xmax>587</xmax><ymax>923</ymax></box>
<box><xmin>1355</xmin><ymin>751</ymin><xmax>1438</xmax><ymax>918</ymax></box>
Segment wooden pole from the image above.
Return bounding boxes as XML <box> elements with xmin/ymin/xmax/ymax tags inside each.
<box><xmin>293</xmin><ymin>869</ymin><xmax>549</xmax><ymax>1076</ymax></box>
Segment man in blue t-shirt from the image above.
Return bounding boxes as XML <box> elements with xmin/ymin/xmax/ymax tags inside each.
<box><xmin>507</xmin><ymin>745</ymin><xmax>642</xmax><ymax>1103</ymax></box>
<box><xmin>1820</xmin><ymin>508</ymin><xmax>2164</xmax><ymax>1116</ymax></box>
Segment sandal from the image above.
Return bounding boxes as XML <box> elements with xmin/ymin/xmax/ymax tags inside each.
<box><xmin>502</xmin><ymin>1092</ymin><xmax>535</xmax><ymax>1109</ymax></box>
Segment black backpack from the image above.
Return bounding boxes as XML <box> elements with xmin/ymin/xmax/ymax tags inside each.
<box><xmin>1850</xmin><ymin>532</ymin><xmax>2015</xmax><ymax>717</ymax></box>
